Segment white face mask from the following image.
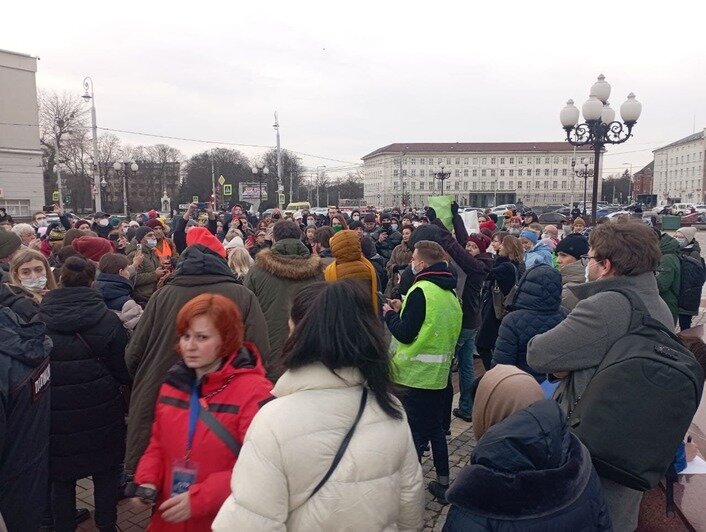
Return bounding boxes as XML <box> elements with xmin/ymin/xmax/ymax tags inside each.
<box><xmin>146</xmin><ymin>238</ymin><xmax>158</xmax><ymax>248</ymax></box>
<box><xmin>391</xmin><ymin>223</ymin><xmax>399</xmax><ymax>231</ymax></box>
<box><xmin>352</xmin><ymin>215</ymin><xmax>360</xmax><ymax>221</ymax></box>
<box><xmin>22</xmin><ymin>276</ymin><xmax>47</xmax><ymax>292</ymax></box>
<box><xmin>36</xmin><ymin>219</ymin><xmax>48</xmax><ymax>228</ymax></box>
<box><xmin>98</xmin><ymin>219</ymin><xmax>109</xmax><ymax>227</ymax></box>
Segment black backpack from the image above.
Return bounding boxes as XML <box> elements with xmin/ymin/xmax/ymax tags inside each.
<box><xmin>568</xmin><ymin>289</ymin><xmax>704</xmax><ymax>491</ymax></box>
<box><xmin>677</xmin><ymin>254</ymin><xmax>706</xmax><ymax>312</ymax></box>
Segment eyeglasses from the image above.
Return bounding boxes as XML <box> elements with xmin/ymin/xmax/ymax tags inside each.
<box><xmin>580</xmin><ymin>254</ymin><xmax>604</xmax><ymax>266</ymax></box>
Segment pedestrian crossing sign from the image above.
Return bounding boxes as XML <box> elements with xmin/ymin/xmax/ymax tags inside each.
<box><xmin>223</xmin><ymin>184</ymin><xmax>232</xmax><ymax>196</ymax></box>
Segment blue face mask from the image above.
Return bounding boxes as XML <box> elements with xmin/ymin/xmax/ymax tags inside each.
<box><xmin>676</xmin><ymin>238</ymin><xmax>687</xmax><ymax>248</ymax></box>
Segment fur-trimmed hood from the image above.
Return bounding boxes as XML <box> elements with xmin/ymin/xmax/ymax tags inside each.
<box><xmin>447</xmin><ymin>400</ymin><xmax>594</xmax><ymax>519</ymax></box>
<box><xmin>254</xmin><ymin>239</ymin><xmax>324</xmax><ymax>281</ymax></box>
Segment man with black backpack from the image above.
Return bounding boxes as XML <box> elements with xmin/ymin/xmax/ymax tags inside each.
<box><xmin>527</xmin><ymin>220</ymin><xmax>704</xmax><ymax>532</ymax></box>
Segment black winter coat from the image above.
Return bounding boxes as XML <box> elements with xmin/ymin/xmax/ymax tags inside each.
<box><xmin>0</xmin><ymin>282</ymin><xmax>38</xmax><ymax>322</ymax></box>
<box><xmin>492</xmin><ymin>264</ymin><xmax>568</xmax><ymax>381</ymax></box>
<box><xmin>475</xmin><ymin>256</ymin><xmax>524</xmax><ymax>352</ymax></box>
<box><xmin>37</xmin><ymin>286</ymin><xmax>131</xmax><ymax>481</ymax></box>
<box><xmin>93</xmin><ymin>272</ymin><xmax>135</xmax><ymax>311</ymax></box>
<box><xmin>444</xmin><ymin>400</ymin><xmax>612</xmax><ymax>531</ymax></box>
<box><xmin>0</xmin><ymin>308</ymin><xmax>52</xmax><ymax>532</ymax></box>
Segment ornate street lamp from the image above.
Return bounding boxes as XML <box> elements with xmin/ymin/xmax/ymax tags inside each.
<box><xmin>560</xmin><ymin>74</ymin><xmax>642</xmax><ymax>225</ymax></box>
<box><xmin>433</xmin><ymin>165</ymin><xmax>451</xmax><ymax>195</ymax></box>
<box><xmin>251</xmin><ymin>164</ymin><xmax>270</xmax><ymax>213</ymax></box>
<box><xmin>571</xmin><ymin>157</ymin><xmax>594</xmax><ymax>216</ymax></box>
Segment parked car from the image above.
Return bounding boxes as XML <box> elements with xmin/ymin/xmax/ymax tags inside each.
<box><xmin>693</xmin><ymin>204</ymin><xmax>706</xmax><ymax>214</ymax></box>
<box><xmin>538</xmin><ymin>212</ymin><xmax>568</xmax><ymax>224</ymax></box>
<box><xmin>671</xmin><ymin>203</ymin><xmax>696</xmax><ymax>215</ymax></box>
<box><xmin>491</xmin><ymin>204</ymin><xmax>516</xmax><ymax>214</ymax></box>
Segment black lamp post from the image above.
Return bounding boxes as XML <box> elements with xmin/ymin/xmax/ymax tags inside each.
<box><xmin>251</xmin><ymin>164</ymin><xmax>270</xmax><ymax>214</ymax></box>
<box><xmin>433</xmin><ymin>165</ymin><xmax>451</xmax><ymax>195</ymax></box>
<box><xmin>560</xmin><ymin>74</ymin><xmax>642</xmax><ymax>225</ymax></box>
<box><xmin>571</xmin><ymin>158</ymin><xmax>594</xmax><ymax>216</ymax></box>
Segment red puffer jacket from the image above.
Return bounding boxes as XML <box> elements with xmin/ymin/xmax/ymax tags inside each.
<box><xmin>134</xmin><ymin>342</ymin><xmax>273</xmax><ymax>531</ymax></box>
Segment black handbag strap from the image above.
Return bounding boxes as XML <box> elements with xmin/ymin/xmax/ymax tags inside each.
<box><xmin>308</xmin><ymin>387</ymin><xmax>368</xmax><ymax>500</ymax></box>
<box><xmin>198</xmin><ymin>407</ymin><xmax>242</xmax><ymax>456</ymax></box>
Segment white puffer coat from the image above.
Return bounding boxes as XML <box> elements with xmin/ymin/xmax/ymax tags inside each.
<box><xmin>213</xmin><ymin>363</ymin><xmax>424</xmax><ymax>531</ymax></box>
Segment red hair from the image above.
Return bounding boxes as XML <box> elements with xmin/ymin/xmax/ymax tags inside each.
<box><xmin>176</xmin><ymin>293</ymin><xmax>244</xmax><ymax>358</ymax></box>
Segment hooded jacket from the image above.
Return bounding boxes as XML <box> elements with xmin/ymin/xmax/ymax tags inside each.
<box><xmin>135</xmin><ymin>345</ymin><xmax>273</xmax><ymax>532</ymax></box>
<box><xmin>93</xmin><ymin>272</ymin><xmax>134</xmax><ymax>311</ymax></box>
<box><xmin>213</xmin><ymin>363</ymin><xmax>424</xmax><ymax>531</ymax></box>
<box><xmin>125</xmin><ymin>245</ymin><xmax>270</xmax><ymax>474</ymax></box>
<box><xmin>678</xmin><ymin>236</ymin><xmax>702</xmax><ymax>315</ymax></box>
<box><xmin>444</xmin><ymin>400</ymin><xmax>612</xmax><ymax>531</ymax></box>
<box><xmin>559</xmin><ymin>259</ymin><xmax>585</xmax><ymax>310</ymax></box>
<box><xmin>325</xmin><ymin>230</ymin><xmax>379</xmax><ymax>312</ymax></box>
<box><xmin>657</xmin><ymin>233</ymin><xmax>681</xmax><ymax>324</ymax></box>
<box><xmin>245</xmin><ymin>239</ymin><xmax>324</xmax><ymax>379</ymax></box>
<box><xmin>493</xmin><ymin>264</ymin><xmax>568</xmax><ymax>381</ymax></box>
<box><xmin>0</xmin><ymin>308</ymin><xmax>52</xmax><ymax>532</ymax></box>
<box><xmin>524</xmin><ymin>241</ymin><xmax>553</xmax><ymax>269</ymax></box>
<box><xmin>37</xmin><ymin>286</ymin><xmax>131</xmax><ymax>480</ymax></box>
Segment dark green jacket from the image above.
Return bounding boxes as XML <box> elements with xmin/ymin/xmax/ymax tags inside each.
<box><xmin>657</xmin><ymin>234</ymin><xmax>681</xmax><ymax>324</ymax></box>
<box><xmin>244</xmin><ymin>239</ymin><xmax>324</xmax><ymax>380</ymax></box>
<box><xmin>125</xmin><ymin>242</ymin><xmax>162</xmax><ymax>303</ymax></box>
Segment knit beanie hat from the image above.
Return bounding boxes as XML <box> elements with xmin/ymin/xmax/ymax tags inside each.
<box><xmin>145</xmin><ymin>218</ymin><xmax>164</xmax><ymax>229</ymax></box>
<box><xmin>224</xmin><ymin>236</ymin><xmax>245</xmax><ymax>250</ymax></box>
<box><xmin>519</xmin><ymin>229</ymin><xmax>538</xmax><ymax>244</ymax></box>
<box><xmin>48</xmin><ymin>227</ymin><xmax>66</xmax><ymax>242</ymax></box>
<box><xmin>109</xmin><ymin>216</ymin><xmax>121</xmax><ymax>228</ymax></box>
<box><xmin>74</xmin><ymin>219</ymin><xmax>91</xmax><ymax>230</ymax></box>
<box><xmin>134</xmin><ymin>226</ymin><xmax>152</xmax><ymax>243</ymax></box>
<box><xmin>573</xmin><ymin>217</ymin><xmax>586</xmax><ymax>226</ymax></box>
<box><xmin>147</xmin><ymin>209</ymin><xmax>158</xmax><ymax>219</ymax></box>
<box><xmin>186</xmin><ymin>227</ymin><xmax>226</xmax><ymax>258</ymax></box>
<box><xmin>472</xmin><ymin>365</ymin><xmax>544</xmax><ymax>439</ymax></box>
<box><xmin>677</xmin><ymin>226</ymin><xmax>697</xmax><ymax>244</ymax></box>
<box><xmin>0</xmin><ymin>230</ymin><xmax>21</xmax><ymax>259</ymax></box>
<box><xmin>555</xmin><ymin>233</ymin><xmax>589</xmax><ymax>260</ymax></box>
<box><xmin>363</xmin><ymin>213</ymin><xmax>376</xmax><ymax>223</ymax></box>
<box><xmin>468</xmin><ymin>234</ymin><xmax>490</xmax><ymax>254</ymax></box>
<box><xmin>72</xmin><ymin>236</ymin><xmax>114</xmax><ymax>262</ymax></box>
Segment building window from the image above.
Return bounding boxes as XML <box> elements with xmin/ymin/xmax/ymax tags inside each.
<box><xmin>499</xmin><ymin>181</ymin><xmax>505</xmax><ymax>189</ymax></box>
<box><xmin>411</xmin><ymin>181</ymin><xmax>417</xmax><ymax>190</ymax></box>
<box><xmin>420</xmin><ymin>181</ymin><xmax>425</xmax><ymax>190</ymax></box>
<box><xmin>553</xmin><ymin>169</ymin><xmax>558</xmax><ymax>176</ymax></box>
<box><xmin>0</xmin><ymin>199</ymin><xmax>30</xmax><ymax>217</ymax></box>
<box><xmin>480</xmin><ymin>181</ymin><xmax>486</xmax><ymax>190</ymax></box>
<box><xmin>500</xmin><ymin>169</ymin><xmax>505</xmax><ymax>177</ymax></box>
<box><xmin>473</xmin><ymin>157</ymin><xmax>479</xmax><ymax>164</ymax></box>
<box><xmin>490</xmin><ymin>170</ymin><xmax>496</xmax><ymax>177</ymax></box>
<box><xmin>518</xmin><ymin>157</ymin><xmax>523</xmax><ymax>164</ymax></box>
<box><xmin>420</xmin><ymin>157</ymin><xmax>426</xmax><ymax>165</ymax></box>
<box><xmin>536</xmin><ymin>157</ymin><xmax>541</xmax><ymax>164</ymax></box>
<box><xmin>420</xmin><ymin>169</ymin><xmax>425</xmax><ymax>177</ymax></box>
<box><xmin>509</xmin><ymin>157</ymin><xmax>515</xmax><ymax>164</ymax></box>
<box><xmin>517</xmin><ymin>181</ymin><xmax>523</xmax><ymax>189</ymax></box>
<box><xmin>472</xmin><ymin>169</ymin><xmax>478</xmax><ymax>177</ymax></box>
<box><xmin>463</xmin><ymin>157</ymin><xmax>469</xmax><ymax>165</ymax></box>
<box><xmin>509</xmin><ymin>169</ymin><xmax>514</xmax><ymax>177</ymax></box>
<box><xmin>589</xmin><ymin>157</ymin><xmax>594</xmax><ymax>164</ymax></box>
<box><xmin>491</xmin><ymin>157</ymin><xmax>496</xmax><ymax>164</ymax></box>
<box><xmin>552</xmin><ymin>180</ymin><xmax>558</xmax><ymax>188</ymax></box>
<box><xmin>518</xmin><ymin>169</ymin><xmax>523</xmax><ymax>177</ymax></box>
<box><xmin>463</xmin><ymin>169</ymin><xmax>469</xmax><ymax>177</ymax></box>
<box><xmin>481</xmin><ymin>169</ymin><xmax>487</xmax><ymax>177</ymax></box>
<box><xmin>437</xmin><ymin>158</ymin><xmax>443</xmax><ymax>164</ymax></box>
<box><xmin>509</xmin><ymin>181</ymin><xmax>514</xmax><ymax>189</ymax></box>
<box><xmin>454</xmin><ymin>181</ymin><xmax>460</xmax><ymax>190</ymax></box>
<box><xmin>482</xmin><ymin>157</ymin><xmax>487</xmax><ymax>164</ymax></box>
<box><xmin>455</xmin><ymin>157</ymin><xmax>460</xmax><ymax>165</ymax></box>
<box><xmin>394</xmin><ymin>182</ymin><xmax>399</xmax><ymax>190</ymax></box>
<box><xmin>402</xmin><ymin>170</ymin><xmax>407</xmax><ymax>177</ymax></box>
<box><xmin>446</xmin><ymin>158</ymin><xmax>451</xmax><ymax>165</ymax></box>
<box><xmin>562</xmin><ymin>169</ymin><xmax>567</xmax><ymax>176</ymax></box>
<box><xmin>553</xmin><ymin>156</ymin><xmax>559</xmax><ymax>164</ymax></box>
<box><xmin>455</xmin><ymin>169</ymin><xmax>460</xmax><ymax>177</ymax></box>
<box><xmin>535</xmin><ymin>169</ymin><xmax>541</xmax><ymax>176</ymax></box>
<box><xmin>544</xmin><ymin>169</ymin><xmax>550</xmax><ymax>176</ymax></box>
<box><xmin>463</xmin><ymin>181</ymin><xmax>468</xmax><ymax>190</ymax></box>
<box><xmin>544</xmin><ymin>180</ymin><xmax>549</xmax><ymax>188</ymax></box>
<box><xmin>535</xmin><ymin>181</ymin><xmax>541</xmax><ymax>189</ymax></box>
<box><xmin>472</xmin><ymin>182</ymin><xmax>477</xmax><ymax>190</ymax></box>
<box><xmin>410</xmin><ymin>158</ymin><xmax>416</xmax><ymax>165</ymax></box>
<box><xmin>545</xmin><ymin>157</ymin><xmax>550</xmax><ymax>164</ymax></box>
<box><xmin>561</xmin><ymin>181</ymin><xmax>567</xmax><ymax>189</ymax></box>
<box><xmin>500</xmin><ymin>157</ymin><xmax>505</xmax><ymax>164</ymax></box>
<box><xmin>393</xmin><ymin>169</ymin><xmax>399</xmax><ymax>177</ymax></box>
<box><xmin>429</xmin><ymin>181</ymin><xmax>434</xmax><ymax>189</ymax></box>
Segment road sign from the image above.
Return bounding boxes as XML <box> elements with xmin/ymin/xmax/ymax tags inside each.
<box><xmin>223</xmin><ymin>184</ymin><xmax>233</xmax><ymax>196</ymax></box>
<box><xmin>239</xmin><ymin>183</ymin><xmax>267</xmax><ymax>201</ymax></box>
<box><xmin>52</xmin><ymin>190</ymin><xmax>59</xmax><ymax>202</ymax></box>
<box><xmin>278</xmin><ymin>193</ymin><xmax>285</xmax><ymax>206</ymax></box>
<box><xmin>65</xmin><ymin>195</ymin><xmax>72</xmax><ymax>204</ymax></box>
<box><xmin>192</xmin><ymin>195</ymin><xmax>199</xmax><ymax>203</ymax></box>
<box><xmin>218</xmin><ymin>175</ymin><xmax>226</xmax><ymax>186</ymax></box>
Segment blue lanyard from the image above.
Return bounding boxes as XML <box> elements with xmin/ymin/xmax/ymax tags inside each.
<box><xmin>187</xmin><ymin>383</ymin><xmax>200</xmax><ymax>456</ymax></box>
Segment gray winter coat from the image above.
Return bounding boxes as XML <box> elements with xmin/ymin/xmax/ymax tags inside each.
<box><xmin>559</xmin><ymin>260</ymin><xmax>585</xmax><ymax>310</ymax></box>
<box><xmin>527</xmin><ymin>271</ymin><xmax>673</xmax><ymax>414</ymax></box>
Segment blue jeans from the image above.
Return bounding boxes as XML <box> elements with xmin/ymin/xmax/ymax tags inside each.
<box><xmin>456</xmin><ymin>328</ymin><xmax>477</xmax><ymax>417</ymax></box>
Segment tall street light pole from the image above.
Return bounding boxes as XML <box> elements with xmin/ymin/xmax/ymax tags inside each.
<box><xmin>316</xmin><ymin>165</ymin><xmax>326</xmax><ymax>207</ymax></box>
<box><xmin>114</xmin><ymin>161</ymin><xmax>138</xmax><ymax>216</ymax></box>
<box><xmin>251</xmin><ymin>164</ymin><xmax>269</xmax><ymax>213</ymax></box>
<box><xmin>82</xmin><ymin>77</ymin><xmax>102</xmax><ymax>213</ymax></box>
<box><xmin>560</xmin><ymin>74</ymin><xmax>642</xmax><ymax>225</ymax></box>
<box><xmin>572</xmin><ymin>157</ymin><xmax>593</xmax><ymax>216</ymax></box>
<box><xmin>274</xmin><ymin>112</ymin><xmax>284</xmax><ymax>208</ymax></box>
<box><xmin>433</xmin><ymin>166</ymin><xmax>451</xmax><ymax>196</ymax></box>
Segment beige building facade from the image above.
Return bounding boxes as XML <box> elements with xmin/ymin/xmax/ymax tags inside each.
<box><xmin>361</xmin><ymin>142</ymin><xmax>598</xmax><ymax>209</ymax></box>
<box><xmin>652</xmin><ymin>130</ymin><xmax>705</xmax><ymax>205</ymax></box>
<box><xmin>0</xmin><ymin>49</ymin><xmax>44</xmax><ymax>218</ymax></box>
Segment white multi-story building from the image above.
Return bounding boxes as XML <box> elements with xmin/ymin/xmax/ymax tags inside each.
<box><xmin>652</xmin><ymin>129</ymin><xmax>705</xmax><ymax>205</ymax></box>
<box><xmin>361</xmin><ymin>142</ymin><xmax>598</xmax><ymax>208</ymax></box>
<box><xmin>0</xmin><ymin>49</ymin><xmax>44</xmax><ymax>218</ymax></box>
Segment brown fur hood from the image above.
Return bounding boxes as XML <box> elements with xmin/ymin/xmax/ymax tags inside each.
<box><xmin>254</xmin><ymin>239</ymin><xmax>324</xmax><ymax>281</ymax></box>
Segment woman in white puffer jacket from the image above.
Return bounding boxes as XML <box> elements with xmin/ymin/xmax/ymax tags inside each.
<box><xmin>213</xmin><ymin>280</ymin><xmax>424</xmax><ymax>532</ymax></box>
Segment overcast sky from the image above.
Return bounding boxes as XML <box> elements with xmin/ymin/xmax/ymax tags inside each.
<box><xmin>5</xmin><ymin>1</ymin><xmax>706</xmax><ymax>179</ymax></box>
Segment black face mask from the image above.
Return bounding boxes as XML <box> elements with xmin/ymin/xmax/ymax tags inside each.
<box><xmin>382</xmin><ymin>222</ymin><xmax>391</xmax><ymax>228</ymax></box>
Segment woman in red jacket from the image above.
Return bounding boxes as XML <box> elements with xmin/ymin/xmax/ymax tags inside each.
<box><xmin>132</xmin><ymin>293</ymin><xmax>273</xmax><ymax>531</ymax></box>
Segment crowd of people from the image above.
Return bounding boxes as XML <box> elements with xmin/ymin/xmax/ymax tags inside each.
<box><xmin>0</xmin><ymin>200</ymin><xmax>704</xmax><ymax>532</ymax></box>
